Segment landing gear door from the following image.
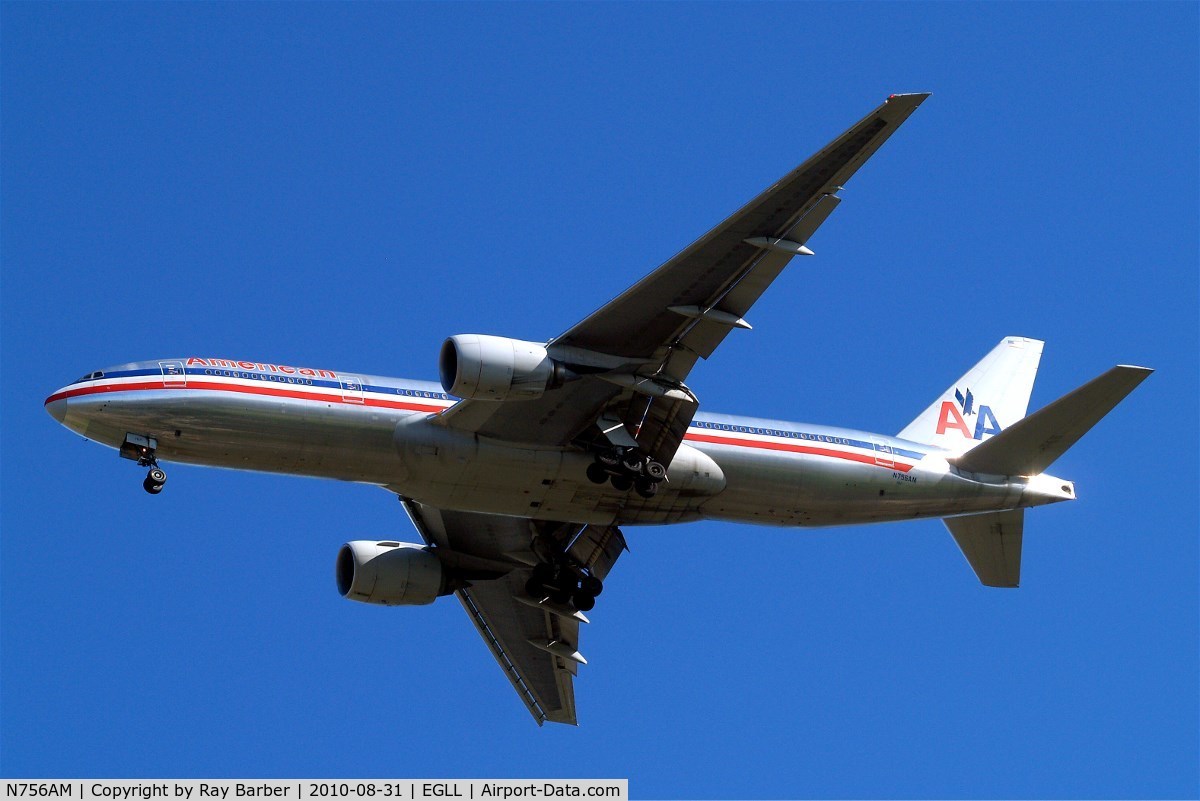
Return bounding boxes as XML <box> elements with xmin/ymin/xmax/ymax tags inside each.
<box><xmin>872</xmin><ymin>438</ymin><xmax>896</xmax><ymax>469</ymax></box>
<box><xmin>340</xmin><ymin>375</ymin><xmax>365</xmax><ymax>404</ymax></box>
<box><xmin>160</xmin><ymin>360</ymin><xmax>187</xmax><ymax>388</ymax></box>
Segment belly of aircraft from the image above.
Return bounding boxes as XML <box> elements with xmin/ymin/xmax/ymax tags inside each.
<box><xmin>693</xmin><ymin>440</ymin><xmax>1022</xmax><ymax>526</ymax></box>
<box><xmin>66</xmin><ymin>390</ymin><xmax>723</xmax><ymax>525</ymax></box>
<box><xmin>64</xmin><ymin>391</ymin><xmax>405</xmax><ymax>481</ymax></box>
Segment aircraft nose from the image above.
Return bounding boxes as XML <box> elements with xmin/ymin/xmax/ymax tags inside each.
<box><xmin>45</xmin><ymin>394</ymin><xmax>68</xmax><ymax>424</ymax></box>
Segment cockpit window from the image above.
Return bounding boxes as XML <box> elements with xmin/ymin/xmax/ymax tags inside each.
<box><xmin>75</xmin><ymin>371</ymin><xmax>104</xmax><ymax>382</ymax></box>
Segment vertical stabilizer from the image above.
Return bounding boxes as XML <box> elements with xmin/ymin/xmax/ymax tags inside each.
<box><xmin>898</xmin><ymin>337</ymin><xmax>1043</xmax><ymax>454</ymax></box>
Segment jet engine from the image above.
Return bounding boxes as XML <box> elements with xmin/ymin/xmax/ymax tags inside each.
<box><xmin>335</xmin><ymin>541</ymin><xmax>447</xmax><ymax>606</ymax></box>
<box><xmin>439</xmin><ymin>334</ymin><xmax>570</xmax><ymax>401</ymax></box>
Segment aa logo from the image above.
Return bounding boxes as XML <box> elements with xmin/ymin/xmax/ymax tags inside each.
<box><xmin>936</xmin><ymin>387</ymin><xmax>1001</xmax><ymax>440</ymax></box>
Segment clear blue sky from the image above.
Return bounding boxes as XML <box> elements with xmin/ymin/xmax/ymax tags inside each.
<box><xmin>3</xmin><ymin>3</ymin><xmax>1197</xmax><ymax>797</ymax></box>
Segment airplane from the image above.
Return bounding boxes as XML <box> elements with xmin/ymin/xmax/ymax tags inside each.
<box><xmin>44</xmin><ymin>93</ymin><xmax>1151</xmax><ymax>726</ymax></box>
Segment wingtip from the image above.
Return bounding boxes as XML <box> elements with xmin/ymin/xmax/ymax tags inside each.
<box><xmin>1002</xmin><ymin>335</ymin><xmax>1045</xmax><ymax>351</ymax></box>
<box><xmin>880</xmin><ymin>93</ymin><xmax>932</xmax><ymax>120</ymax></box>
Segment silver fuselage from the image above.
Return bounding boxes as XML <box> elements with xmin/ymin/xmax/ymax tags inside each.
<box><xmin>45</xmin><ymin>358</ymin><xmax>1073</xmax><ymax>526</ymax></box>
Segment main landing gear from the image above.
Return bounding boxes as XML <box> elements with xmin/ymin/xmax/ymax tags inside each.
<box><xmin>525</xmin><ymin>560</ymin><xmax>604</xmax><ymax>612</ymax></box>
<box><xmin>121</xmin><ymin>433</ymin><xmax>167</xmax><ymax>495</ymax></box>
<box><xmin>585</xmin><ymin>447</ymin><xmax>666</xmax><ymax>499</ymax></box>
<box><xmin>524</xmin><ymin>527</ymin><xmax>606</xmax><ymax>613</ymax></box>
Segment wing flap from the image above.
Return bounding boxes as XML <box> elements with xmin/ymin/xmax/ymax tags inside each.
<box><xmin>458</xmin><ymin>575</ymin><xmax>580</xmax><ymax>725</ymax></box>
<box><xmin>673</xmin><ymin>191</ymin><xmax>841</xmax><ymax>364</ymax></box>
<box><xmin>456</xmin><ymin>584</ymin><xmax>567</xmax><ymax>725</ymax></box>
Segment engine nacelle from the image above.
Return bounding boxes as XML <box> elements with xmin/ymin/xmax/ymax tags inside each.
<box><xmin>335</xmin><ymin>541</ymin><xmax>446</xmax><ymax>606</ymax></box>
<box><xmin>439</xmin><ymin>334</ymin><xmax>566</xmax><ymax>401</ymax></box>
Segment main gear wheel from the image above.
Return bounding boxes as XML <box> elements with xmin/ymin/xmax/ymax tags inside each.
<box><xmin>588</xmin><ymin>447</ymin><xmax>668</xmax><ymax>492</ymax></box>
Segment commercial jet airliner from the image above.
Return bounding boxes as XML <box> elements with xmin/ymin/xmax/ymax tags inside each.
<box><xmin>45</xmin><ymin>94</ymin><xmax>1151</xmax><ymax>725</ymax></box>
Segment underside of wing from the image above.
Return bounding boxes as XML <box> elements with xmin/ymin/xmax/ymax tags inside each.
<box><xmin>401</xmin><ymin>499</ymin><xmax>626</xmax><ymax>725</ymax></box>
<box><xmin>435</xmin><ymin>95</ymin><xmax>929</xmax><ymax>469</ymax></box>
<box><xmin>552</xmin><ymin>93</ymin><xmax>930</xmax><ymax>381</ymax></box>
<box><xmin>457</xmin><ymin>572</ymin><xmax>582</xmax><ymax>725</ymax></box>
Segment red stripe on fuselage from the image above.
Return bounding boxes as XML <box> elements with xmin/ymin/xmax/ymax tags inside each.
<box><xmin>46</xmin><ymin>381</ymin><xmax>914</xmax><ymax>472</ymax></box>
<box><xmin>44</xmin><ymin>380</ymin><xmax>449</xmax><ymax>414</ymax></box>
<box><xmin>683</xmin><ymin>432</ymin><xmax>914</xmax><ymax>472</ymax></box>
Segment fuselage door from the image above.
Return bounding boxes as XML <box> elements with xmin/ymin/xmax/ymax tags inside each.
<box><xmin>160</xmin><ymin>360</ymin><xmax>187</xmax><ymax>388</ymax></box>
<box><xmin>872</xmin><ymin>438</ymin><xmax>896</xmax><ymax>469</ymax></box>
<box><xmin>340</xmin><ymin>375</ymin><xmax>365</xmax><ymax>404</ymax></box>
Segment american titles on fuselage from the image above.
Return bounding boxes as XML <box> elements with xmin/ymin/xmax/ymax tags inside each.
<box><xmin>185</xmin><ymin>357</ymin><xmax>338</xmax><ymax>379</ymax></box>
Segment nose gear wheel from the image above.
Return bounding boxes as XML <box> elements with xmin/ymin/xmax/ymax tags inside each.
<box><xmin>143</xmin><ymin>466</ymin><xmax>167</xmax><ymax>494</ymax></box>
<box><xmin>123</xmin><ymin>435</ymin><xmax>168</xmax><ymax>494</ymax></box>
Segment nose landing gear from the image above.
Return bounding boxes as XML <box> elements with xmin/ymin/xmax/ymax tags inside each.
<box><xmin>121</xmin><ymin>433</ymin><xmax>167</xmax><ymax>495</ymax></box>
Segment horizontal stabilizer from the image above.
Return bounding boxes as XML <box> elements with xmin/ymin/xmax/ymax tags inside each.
<box><xmin>945</xmin><ymin>509</ymin><xmax>1024</xmax><ymax>588</ymax></box>
<box><xmin>954</xmin><ymin>365</ymin><xmax>1152</xmax><ymax>476</ymax></box>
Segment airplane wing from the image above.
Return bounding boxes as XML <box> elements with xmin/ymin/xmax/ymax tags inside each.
<box><xmin>401</xmin><ymin>499</ymin><xmax>626</xmax><ymax>726</ymax></box>
<box><xmin>438</xmin><ymin>94</ymin><xmax>929</xmax><ymax>467</ymax></box>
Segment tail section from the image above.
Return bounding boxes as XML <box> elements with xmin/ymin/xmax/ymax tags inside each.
<box><xmin>898</xmin><ymin>337</ymin><xmax>1044</xmax><ymax>454</ymax></box>
<box><xmin>943</xmin><ymin>363</ymin><xmax>1151</xmax><ymax>588</ymax></box>
<box><xmin>953</xmin><ymin>365</ymin><xmax>1153</xmax><ymax>476</ymax></box>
